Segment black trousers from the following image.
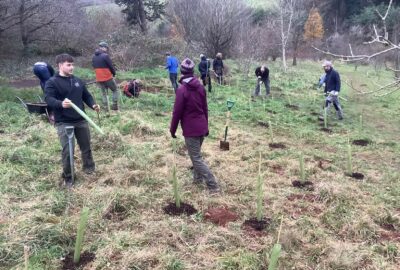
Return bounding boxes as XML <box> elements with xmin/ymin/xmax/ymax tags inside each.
<box><xmin>169</xmin><ymin>73</ymin><xmax>178</xmax><ymax>92</ymax></box>
<box><xmin>201</xmin><ymin>73</ymin><xmax>212</xmax><ymax>92</ymax></box>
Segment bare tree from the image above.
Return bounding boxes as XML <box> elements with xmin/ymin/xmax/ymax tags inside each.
<box><xmin>168</xmin><ymin>0</ymin><xmax>250</xmax><ymax>57</ymax></box>
<box><xmin>314</xmin><ymin>0</ymin><xmax>400</xmax><ymax>96</ymax></box>
<box><xmin>0</xmin><ymin>1</ymin><xmax>21</xmax><ymax>38</ymax></box>
<box><xmin>278</xmin><ymin>0</ymin><xmax>296</xmax><ymax>71</ymax></box>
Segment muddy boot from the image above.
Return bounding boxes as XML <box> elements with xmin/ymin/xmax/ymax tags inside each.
<box><xmin>111</xmin><ymin>103</ymin><xmax>119</xmax><ymax>111</ymax></box>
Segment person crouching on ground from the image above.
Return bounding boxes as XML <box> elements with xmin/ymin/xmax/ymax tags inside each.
<box><xmin>170</xmin><ymin>58</ymin><xmax>221</xmax><ymax>194</ymax></box>
<box><xmin>45</xmin><ymin>53</ymin><xmax>100</xmax><ymax>188</ymax></box>
<box><xmin>122</xmin><ymin>79</ymin><xmax>142</xmax><ymax>98</ymax></box>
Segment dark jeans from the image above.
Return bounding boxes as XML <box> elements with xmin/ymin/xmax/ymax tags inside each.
<box><xmin>215</xmin><ymin>70</ymin><xmax>223</xmax><ymax>85</ymax></box>
<box><xmin>169</xmin><ymin>73</ymin><xmax>178</xmax><ymax>92</ymax></box>
<box><xmin>56</xmin><ymin>120</ymin><xmax>95</xmax><ymax>182</ymax></box>
<box><xmin>201</xmin><ymin>73</ymin><xmax>212</xmax><ymax>92</ymax></box>
<box><xmin>185</xmin><ymin>136</ymin><xmax>219</xmax><ymax>189</ymax></box>
<box><xmin>33</xmin><ymin>65</ymin><xmax>51</xmax><ymax>91</ymax></box>
<box><xmin>253</xmin><ymin>78</ymin><xmax>270</xmax><ymax>96</ymax></box>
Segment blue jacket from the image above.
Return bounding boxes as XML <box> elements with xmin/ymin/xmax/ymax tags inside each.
<box><xmin>324</xmin><ymin>69</ymin><xmax>340</xmax><ymax>93</ymax></box>
<box><xmin>166</xmin><ymin>56</ymin><xmax>179</xmax><ymax>74</ymax></box>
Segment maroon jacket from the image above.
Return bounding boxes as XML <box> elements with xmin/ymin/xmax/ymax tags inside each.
<box><xmin>170</xmin><ymin>75</ymin><xmax>209</xmax><ymax>137</ymax></box>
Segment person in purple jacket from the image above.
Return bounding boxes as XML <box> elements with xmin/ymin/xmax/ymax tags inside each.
<box><xmin>170</xmin><ymin>58</ymin><xmax>220</xmax><ymax>194</ymax></box>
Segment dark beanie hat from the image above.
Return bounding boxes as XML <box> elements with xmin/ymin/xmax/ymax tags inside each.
<box><xmin>180</xmin><ymin>58</ymin><xmax>195</xmax><ymax>75</ymax></box>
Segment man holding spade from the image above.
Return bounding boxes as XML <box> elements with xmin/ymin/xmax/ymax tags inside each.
<box><xmin>45</xmin><ymin>53</ymin><xmax>100</xmax><ymax>188</ymax></box>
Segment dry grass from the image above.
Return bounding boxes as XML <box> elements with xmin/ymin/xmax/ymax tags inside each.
<box><xmin>1</xmin><ymin>61</ymin><xmax>399</xmax><ymax>269</ymax></box>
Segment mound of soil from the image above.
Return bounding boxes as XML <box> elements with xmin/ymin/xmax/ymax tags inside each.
<box><xmin>352</xmin><ymin>139</ymin><xmax>371</xmax><ymax>146</ymax></box>
<box><xmin>320</xmin><ymin>128</ymin><xmax>332</xmax><ymax>133</ymax></box>
<box><xmin>163</xmin><ymin>202</ymin><xmax>197</xmax><ymax>216</ymax></box>
<box><xmin>379</xmin><ymin>231</ymin><xmax>400</xmax><ymax>242</ymax></box>
<box><xmin>292</xmin><ymin>180</ymin><xmax>315</xmax><ymax>191</ymax></box>
<box><xmin>242</xmin><ymin>217</ymin><xmax>271</xmax><ymax>232</ymax></box>
<box><xmin>154</xmin><ymin>112</ymin><xmax>168</xmax><ymax>117</ymax></box>
<box><xmin>310</xmin><ymin>112</ymin><xmax>320</xmax><ymax>116</ymax></box>
<box><xmin>269</xmin><ymin>143</ymin><xmax>286</xmax><ymax>149</ymax></box>
<box><xmin>257</xmin><ymin>121</ymin><xmax>269</xmax><ymax>128</ymax></box>
<box><xmin>271</xmin><ymin>164</ymin><xmax>285</xmax><ymax>175</ymax></box>
<box><xmin>317</xmin><ymin>159</ymin><xmax>331</xmax><ymax>170</ymax></box>
<box><xmin>381</xmin><ymin>223</ymin><xmax>396</xmax><ymax>231</ymax></box>
<box><xmin>346</xmin><ymin>172</ymin><xmax>365</xmax><ymax>180</ymax></box>
<box><xmin>103</xmin><ymin>204</ymin><xmax>128</xmax><ymax>221</ymax></box>
<box><xmin>204</xmin><ymin>207</ymin><xmax>239</xmax><ymax>226</ymax></box>
<box><xmin>62</xmin><ymin>251</ymin><xmax>95</xmax><ymax>270</ymax></box>
<box><xmin>285</xmin><ymin>104</ymin><xmax>300</xmax><ymax>110</ymax></box>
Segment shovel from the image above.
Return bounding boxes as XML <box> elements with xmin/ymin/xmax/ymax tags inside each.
<box><xmin>65</xmin><ymin>126</ymin><xmax>75</xmax><ymax>187</ymax></box>
<box><xmin>220</xmin><ymin>100</ymin><xmax>235</xmax><ymax>151</ymax></box>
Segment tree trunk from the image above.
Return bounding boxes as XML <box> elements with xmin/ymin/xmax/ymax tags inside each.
<box><xmin>292</xmin><ymin>34</ymin><xmax>299</xmax><ymax>66</ymax></box>
<box><xmin>282</xmin><ymin>44</ymin><xmax>287</xmax><ymax>72</ymax></box>
<box><xmin>137</xmin><ymin>0</ymin><xmax>147</xmax><ymax>34</ymax></box>
<box><xmin>18</xmin><ymin>0</ymin><xmax>29</xmax><ymax>55</ymax></box>
<box><xmin>394</xmin><ymin>28</ymin><xmax>400</xmax><ymax>78</ymax></box>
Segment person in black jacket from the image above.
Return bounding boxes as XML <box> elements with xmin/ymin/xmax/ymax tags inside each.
<box><xmin>45</xmin><ymin>54</ymin><xmax>100</xmax><ymax>188</ymax></box>
<box><xmin>198</xmin><ymin>54</ymin><xmax>212</xmax><ymax>92</ymax></box>
<box><xmin>322</xmin><ymin>60</ymin><xmax>343</xmax><ymax>120</ymax></box>
<box><xmin>252</xmin><ymin>65</ymin><xmax>270</xmax><ymax>98</ymax></box>
<box><xmin>92</xmin><ymin>42</ymin><xmax>119</xmax><ymax>111</ymax></box>
<box><xmin>212</xmin><ymin>52</ymin><xmax>224</xmax><ymax>85</ymax></box>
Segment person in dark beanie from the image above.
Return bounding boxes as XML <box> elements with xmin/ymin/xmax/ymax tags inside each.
<box><xmin>198</xmin><ymin>54</ymin><xmax>212</xmax><ymax>92</ymax></box>
<box><xmin>170</xmin><ymin>58</ymin><xmax>220</xmax><ymax>194</ymax></box>
<box><xmin>33</xmin><ymin>62</ymin><xmax>55</xmax><ymax>92</ymax></box>
<box><xmin>165</xmin><ymin>52</ymin><xmax>179</xmax><ymax>92</ymax></box>
<box><xmin>212</xmin><ymin>52</ymin><xmax>224</xmax><ymax>85</ymax></box>
<box><xmin>45</xmin><ymin>53</ymin><xmax>100</xmax><ymax>188</ymax></box>
<box><xmin>252</xmin><ymin>65</ymin><xmax>270</xmax><ymax>98</ymax></box>
<box><xmin>321</xmin><ymin>60</ymin><xmax>343</xmax><ymax>120</ymax></box>
<box><xmin>92</xmin><ymin>41</ymin><xmax>119</xmax><ymax>111</ymax></box>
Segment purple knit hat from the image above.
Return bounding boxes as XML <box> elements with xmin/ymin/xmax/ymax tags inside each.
<box><xmin>180</xmin><ymin>58</ymin><xmax>195</xmax><ymax>74</ymax></box>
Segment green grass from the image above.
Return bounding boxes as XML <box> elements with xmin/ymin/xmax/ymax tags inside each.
<box><xmin>0</xmin><ymin>59</ymin><xmax>399</xmax><ymax>269</ymax></box>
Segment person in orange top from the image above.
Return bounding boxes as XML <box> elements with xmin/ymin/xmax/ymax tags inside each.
<box><xmin>92</xmin><ymin>41</ymin><xmax>119</xmax><ymax>111</ymax></box>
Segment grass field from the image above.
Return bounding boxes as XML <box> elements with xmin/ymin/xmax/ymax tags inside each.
<box><xmin>0</xmin><ymin>60</ymin><xmax>399</xmax><ymax>269</ymax></box>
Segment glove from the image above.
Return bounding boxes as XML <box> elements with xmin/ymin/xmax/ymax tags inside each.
<box><xmin>171</xmin><ymin>132</ymin><xmax>177</xmax><ymax>138</ymax></box>
<box><xmin>331</xmin><ymin>91</ymin><xmax>338</xmax><ymax>96</ymax></box>
<box><xmin>205</xmin><ymin>131</ymin><xmax>209</xmax><ymax>137</ymax></box>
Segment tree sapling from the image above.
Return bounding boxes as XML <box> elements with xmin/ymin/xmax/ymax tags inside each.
<box><xmin>73</xmin><ymin>207</ymin><xmax>89</xmax><ymax>264</ymax></box>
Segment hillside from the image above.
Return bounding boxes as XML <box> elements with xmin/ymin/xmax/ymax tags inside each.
<box><xmin>0</xmin><ymin>61</ymin><xmax>399</xmax><ymax>269</ymax></box>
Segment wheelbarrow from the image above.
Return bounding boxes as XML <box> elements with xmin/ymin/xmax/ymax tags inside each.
<box><xmin>16</xmin><ymin>96</ymin><xmax>48</xmax><ymax>114</ymax></box>
<box><xmin>16</xmin><ymin>96</ymin><xmax>54</xmax><ymax>124</ymax></box>
<box><xmin>220</xmin><ymin>99</ymin><xmax>235</xmax><ymax>151</ymax></box>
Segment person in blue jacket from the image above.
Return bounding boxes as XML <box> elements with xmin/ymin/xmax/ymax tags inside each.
<box><xmin>165</xmin><ymin>52</ymin><xmax>179</xmax><ymax>92</ymax></box>
<box><xmin>33</xmin><ymin>62</ymin><xmax>55</xmax><ymax>92</ymax></box>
